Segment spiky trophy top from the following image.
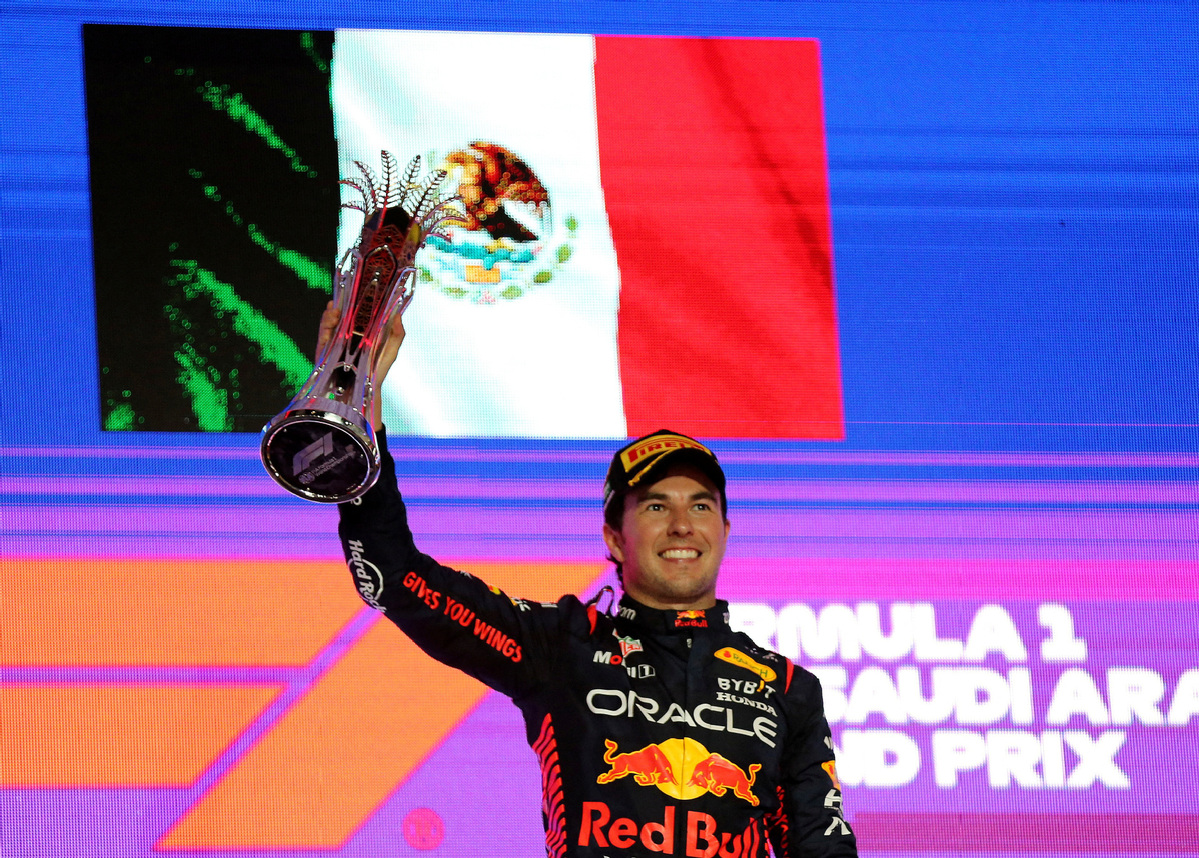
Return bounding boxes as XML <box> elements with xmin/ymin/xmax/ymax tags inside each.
<box><xmin>259</xmin><ymin>152</ymin><xmax>461</xmax><ymax>503</ymax></box>
<box><xmin>328</xmin><ymin>152</ymin><xmax>462</xmax><ymax>375</ymax></box>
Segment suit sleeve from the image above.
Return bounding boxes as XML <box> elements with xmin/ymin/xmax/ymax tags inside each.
<box><xmin>337</xmin><ymin>429</ymin><xmax>560</xmax><ymax>699</ymax></box>
<box><xmin>765</xmin><ymin>669</ymin><xmax>858</xmax><ymax>857</ymax></box>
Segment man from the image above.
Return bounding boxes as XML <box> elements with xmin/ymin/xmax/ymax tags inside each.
<box><xmin>331</xmin><ymin>307</ymin><xmax>856</xmax><ymax>857</ymax></box>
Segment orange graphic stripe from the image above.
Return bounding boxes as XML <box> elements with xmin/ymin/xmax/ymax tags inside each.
<box><xmin>158</xmin><ymin>560</ymin><xmax>605</xmax><ymax>850</ymax></box>
<box><xmin>157</xmin><ymin>617</ymin><xmax>481</xmax><ymax>849</ymax></box>
<box><xmin>1</xmin><ymin>558</ymin><xmax>363</xmax><ymax>666</ymax></box>
<box><xmin>0</xmin><ymin>684</ymin><xmax>282</xmax><ymax>786</ymax></box>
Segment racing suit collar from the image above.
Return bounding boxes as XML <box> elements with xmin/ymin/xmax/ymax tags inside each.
<box><xmin>616</xmin><ymin>594</ymin><xmax>731</xmax><ymax>633</ymax></box>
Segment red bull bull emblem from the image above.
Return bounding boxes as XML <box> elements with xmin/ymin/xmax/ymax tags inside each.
<box><xmin>674</xmin><ymin>610</ymin><xmax>708</xmax><ymax>628</ymax></box>
<box><xmin>597</xmin><ymin>739</ymin><xmax>676</xmax><ymax>786</ymax></box>
<box><xmin>687</xmin><ymin>753</ymin><xmax>761</xmax><ymax>807</ymax></box>
<box><xmin>596</xmin><ymin>737</ymin><xmax>759</xmax><ymax>806</ymax></box>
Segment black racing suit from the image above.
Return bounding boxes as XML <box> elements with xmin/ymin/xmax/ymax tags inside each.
<box><xmin>339</xmin><ymin>431</ymin><xmax>857</xmax><ymax>858</ymax></box>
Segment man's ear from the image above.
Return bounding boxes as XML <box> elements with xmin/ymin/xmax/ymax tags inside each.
<box><xmin>602</xmin><ymin>522</ymin><xmax>625</xmax><ymax>563</ymax></box>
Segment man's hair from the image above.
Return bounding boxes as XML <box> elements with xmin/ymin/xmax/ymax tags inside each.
<box><xmin>604</xmin><ymin>497</ymin><xmax>625</xmax><ymax>584</ymax></box>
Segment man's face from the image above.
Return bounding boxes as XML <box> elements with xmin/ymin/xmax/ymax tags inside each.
<box><xmin>603</xmin><ymin>464</ymin><xmax>730</xmax><ymax>610</ymax></box>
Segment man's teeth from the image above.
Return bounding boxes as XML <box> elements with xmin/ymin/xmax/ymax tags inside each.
<box><xmin>661</xmin><ymin>549</ymin><xmax>699</xmax><ymax>559</ymax></box>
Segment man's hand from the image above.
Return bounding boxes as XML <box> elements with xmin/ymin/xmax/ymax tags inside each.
<box><xmin>315</xmin><ymin>300</ymin><xmax>342</xmax><ymax>359</ymax></box>
<box><xmin>316</xmin><ymin>300</ymin><xmax>406</xmax><ymax>431</ymax></box>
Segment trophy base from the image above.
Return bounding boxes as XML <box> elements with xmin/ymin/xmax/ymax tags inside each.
<box><xmin>260</xmin><ymin>409</ymin><xmax>379</xmax><ymax>504</ymax></box>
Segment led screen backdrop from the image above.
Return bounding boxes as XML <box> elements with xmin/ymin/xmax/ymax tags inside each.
<box><xmin>2</xmin><ymin>1</ymin><xmax>1198</xmax><ymax>857</ymax></box>
<box><xmin>84</xmin><ymin>25</ymin><xmax>842</xmax><ymax>439</ymax></box>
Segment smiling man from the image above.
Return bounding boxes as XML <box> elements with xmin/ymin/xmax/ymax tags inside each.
<box><xmin>601</xmin><ymin>432</ymin><xmax>731</xmax><ymax>610</ymax></box>
<box><xmin>334</xmin><ymin>310</ymin><xmax>856</xmax><ymax>858</ymax></box>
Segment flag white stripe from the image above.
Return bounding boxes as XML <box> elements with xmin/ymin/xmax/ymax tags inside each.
<box><xmin>332</xmin><ymin>30</ymin><xmax>627</xmax><ymax>438</ymax></box>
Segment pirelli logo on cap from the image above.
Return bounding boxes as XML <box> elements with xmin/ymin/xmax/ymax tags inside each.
<box><xmin>605</xmin><ymin>430</ymin><xmax>725</xmax><ymax>512</ymax></box>
<box><xmin>620</xmin><ymin>434</ymin><xmax>714</xmax><ymax>472</ymax></box>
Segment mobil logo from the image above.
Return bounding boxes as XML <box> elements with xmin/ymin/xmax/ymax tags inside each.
<box><xmin>595</xmin><ymin>737</ymin><xmax>759</xmax><ymax>806</ymax></box>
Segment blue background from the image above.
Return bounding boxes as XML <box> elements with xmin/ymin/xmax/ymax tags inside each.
<box><xmin>3</xmin><ymin>0</ymin><xmax>1197</xmax><ymax>452</ymax></box>
<box><xmin>2</xmin><ymin>4</ymin><xmax>1198</xmax><ymax>856</ymax></box>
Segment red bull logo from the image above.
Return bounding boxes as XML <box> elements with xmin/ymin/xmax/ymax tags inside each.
<box><xmin>674</xmin><ymin>610</ymin><xmax>708</xmax><ymax>628</ymax></box>
<box><xmin>597</xmin><ymin>739</ymin><xmax>676</xmax><ymax>787</ymax></box>
<box><xmin>579</xmin><ymin>802</ymin><xmax>675</xmax><ymax>853</ymax></box>
<box><xmin>687</xmin><ymin>753</ymin><xmax>761</xmax><ymax>807</ymax></box>
<box><xmin>595</xmin><ymin>738</ymin><xmax>759</xmax><ymax>806</ymax></box>
<box><xmin>579</xmin><ymin>802</ymin><xmax>764</xmax><ymax>857</ymax></box>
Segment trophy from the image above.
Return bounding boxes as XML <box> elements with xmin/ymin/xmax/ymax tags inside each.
<box><xmin>261</xmin><ymin>152</ymin><xmax>461</xmax><ymax>503</ymax></box>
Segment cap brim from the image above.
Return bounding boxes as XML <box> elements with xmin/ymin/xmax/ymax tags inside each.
<box><xmin>623</xmin><ymin>448</ymin><xmax>727</xmax><ymax>505</ymax></box>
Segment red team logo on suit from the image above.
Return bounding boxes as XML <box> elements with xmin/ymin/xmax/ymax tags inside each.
<box><xmin>596</xmin><ymin>737</ymin><xmax>760</xmax><ymax>806</ymax></box>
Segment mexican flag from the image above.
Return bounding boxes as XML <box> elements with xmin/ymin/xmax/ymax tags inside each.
<box><xmin>333</xmin><ymin>31</ymin><xmax>842</xmax><ymax>439</ymax></box>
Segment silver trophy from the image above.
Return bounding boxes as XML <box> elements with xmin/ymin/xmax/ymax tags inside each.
<box><xmin>261</xmin><ymin>152</ymin><xmax>461</xmax><ymax>503</ymax></box>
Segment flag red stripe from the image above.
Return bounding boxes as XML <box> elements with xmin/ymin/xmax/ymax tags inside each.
<box><xmin>594</xmin><ymin>36</ymin><xmax>844</xmax><ymax>439</ymax></box>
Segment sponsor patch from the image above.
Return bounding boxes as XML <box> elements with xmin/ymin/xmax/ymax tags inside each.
<box><xmin>822</xmin><ymin>760</ymin><xmax>842</xmax><ymax>791</ymax></box>
<box><xmin>620</xmin><ymin>434</ymin><xmax>714</xmax><ymax>472</ymax></box>
<box><xmin>616</xmin><ymin>634</ymin><xmax>643</xmax><ymax>658</ymax></box>
<box><xmin>715</xmin><ymin>647</ymin><xmax>777</xmax><ymax>684</ymax></box>
<box><xmin>345</xmin><ymin>539</ymin><xmax>384</xmax><ymax>610</ymax></box>
<box><xmin>595</xmin><ymin>737</ymin><xmax>760</xmax><ymax>806</ymax></box>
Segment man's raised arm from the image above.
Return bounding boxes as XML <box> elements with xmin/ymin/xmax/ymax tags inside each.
<box><xmin>330</xmin><ymin>304</ymin><xmax>560</xmax><ymax>698</ymax></box>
